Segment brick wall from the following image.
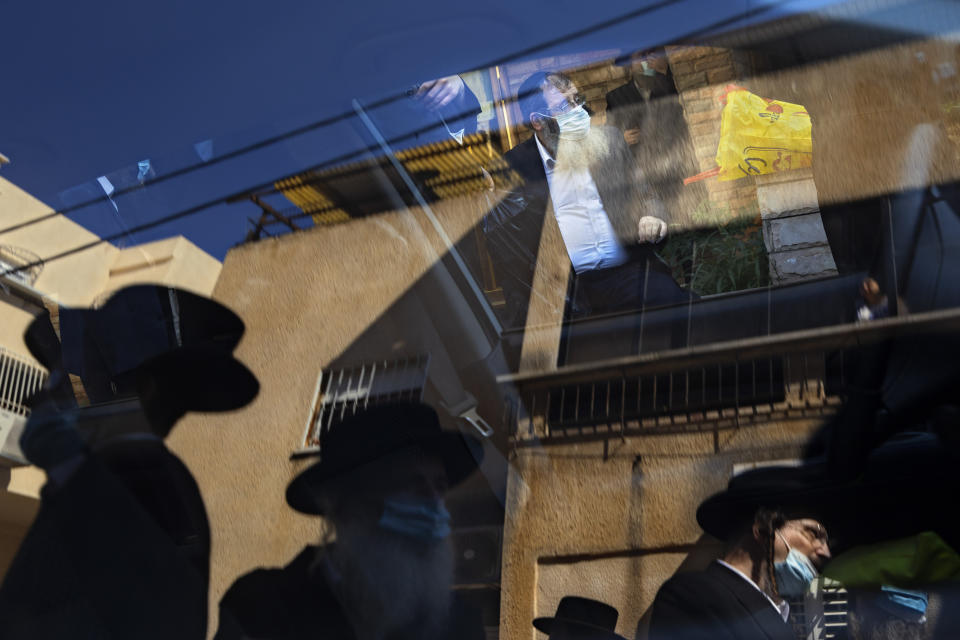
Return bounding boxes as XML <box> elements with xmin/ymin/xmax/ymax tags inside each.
<box><xmin>666</xmin><ymin>45</ymin><xmax>759</xmax><ymax>221</ymax></box>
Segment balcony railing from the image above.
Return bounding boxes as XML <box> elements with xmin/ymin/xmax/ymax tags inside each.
<box><xmin>0</xmin><ymin>346</ymin><xmax>46</xmax><ymax>465</ymax></box>
<box><xmin>499</xmin><ymin>308</ymin><xmax>960</xmax><ymax>446</ymax></box>
<box><xmin>0</xmin><ymin>346</ymin><xmax>46</xmax><ymax>417</ymax></box>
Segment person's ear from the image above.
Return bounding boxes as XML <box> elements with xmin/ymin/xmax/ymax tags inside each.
<box><xmin>752</xmin><ymin>523</ymin><xmax>763</xmax><ymax>542</ymax></box>
<box><xmin>530</xmin><ymin>113</ymin><xmax>544</xmax><ymax>132</ymax></box>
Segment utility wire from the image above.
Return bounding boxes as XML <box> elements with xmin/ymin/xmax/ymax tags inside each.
<box><xmin>0</xmin><ymin>0</ymin><xmax>703</xmax><ymax>238</ymax></box>
<box><xmin>1</xmin><ymin>0</ymin><xmax>778</xmax><ymax>280</ymax></box>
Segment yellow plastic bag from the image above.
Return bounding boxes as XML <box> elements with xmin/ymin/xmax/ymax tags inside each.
<box><xmin>714</xmin><ymin>85</ymin><xmax>813</xmax><ymax>181</ymax></box>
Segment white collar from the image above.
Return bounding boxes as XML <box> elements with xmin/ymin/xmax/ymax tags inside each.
<box><xmin>533</xmin><ymin>133</ymin><xmax>556</xmax><ymax>167</ymax></box>
<box><xmin>715</xmin><ymin>560</ymin><xmax>791</xmax><ymax>622</ymax></box>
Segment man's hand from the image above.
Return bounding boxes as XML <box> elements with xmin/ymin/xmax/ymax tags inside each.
<box><xmin>623</xmin><ymin>128</ymin><xmax>642</xmax><ymax>145</ymax></box>
<box><xmin>414</xmin><ymin>75</ymin><xmax>465</xmax><ymax>111</ymax></box>
<box><xmin>638</xmin><ymin>216</ymin><xmax>668</xmax><ymax>243</ymax></box>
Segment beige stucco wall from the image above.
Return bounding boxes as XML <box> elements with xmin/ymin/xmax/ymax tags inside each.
<box><xmin>743</xmin><ymin>35</ymin><xmax>960</xmax><ymax>206</ymax></box>
<box><xmin>500</xmin><ymin>418</ymin><xmax>822</xmax><ymax>640</ymax></box>
<box><xmin>103</xmin><ymin>236</ymin><xmax>221</xmax><ymax>297</ymax></box>
<box><xmin>0</xmin><ymin>177</ymin><xmax>117</xmax><ymax>308</ymax></box>
<box><xmin>1</xmin><ymin>178</ymin><xmax>221</xmax><ymax>358</ymax></box>
<box><xmin>166</xmin><ymin>192</ymin><xmax>492</xmax><ymax>634</ymax></box>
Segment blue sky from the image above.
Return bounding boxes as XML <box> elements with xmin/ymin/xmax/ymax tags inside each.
<box><xmin>0</xmin><ymin>0</ymin><xmax>880</xmax><ymax>261</ymax></box>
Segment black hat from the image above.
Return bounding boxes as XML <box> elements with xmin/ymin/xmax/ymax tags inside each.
<box><xmin>696</xmin><ymin>461</ymin><xmax>841</xmax><ymax>542</ymax></box>
<box><xmin>25</xmin><ymin>285</ymin><xmax>245</xmax><ymax>371</ymax></box>
<box><xmin>135</xmin><ymin>347</ymin><xmax>259</xmax><ymax>413</ymax></box>
<box><xmin>285</xmin><ymin>402</ymin><xmax>482</xmax><ymax>515</ymax></box>
<box><xmin>23</xmin><ymin>284</ymin><xmax>258</xmax><ymax>412</ymax></box>
<box><xmin>697</xmin><ymin>433</ymin><xmax>958</xmax><ymax>549</ymax></box>
<box><xmin>533</xmin><ymin>596</ymin><xmax>627</xmax><ymax>640</ymax></box>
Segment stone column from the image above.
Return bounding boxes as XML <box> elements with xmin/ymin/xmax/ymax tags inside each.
<box><xmin>755</xmin><ymin>168</ymin><xmax>838</xmax><ymax>284</ymax></box>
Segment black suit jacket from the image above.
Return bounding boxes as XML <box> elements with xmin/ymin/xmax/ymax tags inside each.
<box><xmin>0</xmin><ymin>447</ymin><xmax>209</xmax><ymax>640</ymax></box>
<box><xmin>481</xmin><ymin>127</ymin><xmax>669</xmax><ymax>329</ymax></box>
<box><xmin>605</xmin><ymin>75</ymin><xmax>704</xmax><ymax>225</ymax></box>
<box><xmin>646</xmin><ymin>562</ymin><xmax>797</xmax><ymax>640</ymax></box>
<box><xmin>215</xmin><ymin>545</ymin><xmax>485</xmax><ymax>640</ymax></box>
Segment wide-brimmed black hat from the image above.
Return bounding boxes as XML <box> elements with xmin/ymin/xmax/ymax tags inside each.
<box><xmin>696</xmin><ymin>460</ymin><xmax>841</xmax><ymax>542</ymax></box>
<box><xmin>286</xmin><ymin>401</ymin><xmax>483</xmax><ymax>515</ymax></box>
<box><xmin>697</xmin><ymin>433</ymin><xmax>958</xmax><ymax>549</ymax></box>
<box><xmin>533</xmin><ymin>596</ymin><xmax>627</xmax><ymax>640</ymax></box>
<box><xmin>135</xmin><ymin>347</ymin><xmax>259</xmax><ymax>413</ymax></box>
<box><xmin>23</xmin><ymin>284</ymin><xmax>257</xmax><ymax>411</ymax></box>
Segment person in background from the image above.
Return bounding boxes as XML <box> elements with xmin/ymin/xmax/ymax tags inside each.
<box><xmin>215</xmin><ymin>402</ymin><xmax>485</xmax><ymax>640</ymax></box>
<box><xmin>856</xmin><ymin>277</ymin><xmax>890</xmax><ymax>321</ymax></box>
<box><xmin>0</xmin><ymin>285</ymin><xmax>259</xmax><ymax>640</ymax></box>
<box><xmin>482</xmin><ymin>70</ymin><xmax>689</xmax><ymax>332</ymax></box>
<box><xmin>605</xmin><ymin>48</ymin><xmax>705</xmax><ymax>227</ymax></box>
<box><xmin>411</xmin><ymin>75</ymin><xmax>480</xmax><ymax>144</ymax></box>
<box><xmin>847</xmin><ymin>587</ymin><xmax>927</xmax><ymax>640</ymax></box>
<box><xmin>534</xmin><ymin>596</ymin><xmax>629</xmax><ymax>640</ymax></box>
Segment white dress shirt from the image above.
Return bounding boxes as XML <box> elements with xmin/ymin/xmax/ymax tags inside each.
<box><xmin>534</xmin><ymin>135</ymin><xmax>628</xmax><ymax>274</ymax></box>
<box><xmin>715</xmin><ymin>560</ymin><xmax>791</xmax><ymax>622</ymax></box>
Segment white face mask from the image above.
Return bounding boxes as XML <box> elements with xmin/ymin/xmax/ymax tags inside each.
<box><xmin>553</xmin><ymin>104</ymin><xmax>591</xmax><ymax>141</ymax></box>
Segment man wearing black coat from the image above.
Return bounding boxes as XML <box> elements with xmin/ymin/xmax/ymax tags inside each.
<box><xmin>646</xmin><ymin>465</ymin><xmax>834</xmax><ymax>640</ymax></box>
<box><xmin>215</xmin><ymin>402</ymin><xmax>485</xmax><ymax>640</ymax></box>
<box><xmin>605</xmin><ymin>48</ymin><xmax>705</xmax><ymax>228</ymax></box>
<box><xmin>0</xmin><ymin>286</ymin><xmax>259</xmax><ymax>640</ymax></box>
<box><xmin>482</xmin><ymin>70</ymin><xmax>688</xmax><ymax>339</ymax></box>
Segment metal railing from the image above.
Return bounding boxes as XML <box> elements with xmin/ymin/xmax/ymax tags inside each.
<box><xmin>0</xmin><ymin>346</ymin><xmax>46</xmax><ymax>417</ymax></box>
<box><xmin>500</xmin><ymin>308</ymin><xmax>960</xmax><ymax>446</ymax></box>
<box><xmin>0</xmin><ymin>245</ymin><xmax>44</xmax><ymax>287</ymax></box>
<box><xmin>503</xmin><ymin>353</ymin><xmax>839</xmax><ymax>445</ymax></box>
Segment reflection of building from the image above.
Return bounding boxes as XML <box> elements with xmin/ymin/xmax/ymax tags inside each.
<box><xmin>17</xmin><ymin>6</ymin><xmax>952</xmax><ymax>640</ymax></box>
<box><xmin>0</xmin><ymin>176</ymin><xmax>222</xmax><ymax>578</ymax></box>
<box><xmin>194</xmin><ymin>15</ymin><xmax>960</xmax><ymax>638</ymax></box>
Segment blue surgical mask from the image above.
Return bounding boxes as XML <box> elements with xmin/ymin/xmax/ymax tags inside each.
<box><xmin>378</xmin><ymin>496</ymin><xmax>451</xmax><ymax>542</ymax></box>
<box><xmin>639</xmin><ymin>60</ymin><xmax>657</xmax><ymax>77</ymax></box>
<box><xmin>876</xmin><ymin>586</ymin><xmax>928</xmax><ymax>623</ymax></box>
<box><xmin>774</xmin><ymin>533</ymin><xmax>819</xmax><ymax>597</ymax></box>
<box><xmin>554</xmin><ymin>105</ymin><xmax>591</xmax><ymax>141</ymax></box>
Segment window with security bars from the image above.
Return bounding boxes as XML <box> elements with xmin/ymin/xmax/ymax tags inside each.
<box><xmin>297</xmin><ymin>355</ymin><xmax>430</xmax><ymax>454</ymax></box>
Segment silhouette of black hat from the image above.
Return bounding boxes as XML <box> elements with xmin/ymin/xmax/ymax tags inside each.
<box><xmin>286</xmin><ymin>401</ymin><xmax>482</xmax><ymax>515</ymax></box>
<box><xmin>697</xmin><ymin>433</ymin><xmax>958</xmax><ymax>548</ymax></box>
<box><xmin>23</xmin><ymin>285</ymin><xmax>257</xmax><ymax>412</ymax></box>
<box><xmin>533</xmin><ymin>596</ymin><xmax>627</xmax><ymax>640</ymax></box>
<box><xmin>696</xmin><ymin>462</ymin><xmax>840</xmax><ymax>542</ymax></box>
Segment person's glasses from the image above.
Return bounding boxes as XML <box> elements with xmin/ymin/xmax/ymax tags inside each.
<box><xmin>550</xmin><ymin>95</ymin><xmax>585</xmax><ymax>116</ymax></box>
<box><xmin>789</xmin><ymin>521</ymin><xmax>829</xmax><ymax>544</ymax></box>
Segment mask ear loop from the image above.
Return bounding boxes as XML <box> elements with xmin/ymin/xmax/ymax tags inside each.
<box><xmin>777</xmin><ymin>531</ymin><xmax>791</xmax><ymax>551</ymax></box>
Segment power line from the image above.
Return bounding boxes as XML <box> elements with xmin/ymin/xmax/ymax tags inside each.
<box><xmin>2</xmin><ymin>1</ymin><xmax>779</xmax><ymax>281</ymax></box>
<box><xmin>0</xmin><ymin>0</ymin><xmax>701</xmax><ymax>239</ymax></box>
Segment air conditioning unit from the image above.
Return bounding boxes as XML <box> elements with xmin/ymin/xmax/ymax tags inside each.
<box><xmin>0</xmin><ymin>408</ymin><xmax>28</xmax><ymax>466</ymax></box>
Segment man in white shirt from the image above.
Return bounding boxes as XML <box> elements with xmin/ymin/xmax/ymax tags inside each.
<box><xmin>481</xmin><ymin>71</ymin><xmax>689</xmax><ymax>331</ymax></box>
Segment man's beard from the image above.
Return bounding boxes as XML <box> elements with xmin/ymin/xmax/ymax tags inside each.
<box><xmin>325</xmin><ymin>520</ymin><xmax>455</xmax><ymax>640</ymax></box>
<box><xmin>553</xmin><ymin>126</ymin><xmax>611</xmax><ymax>173</ymax></box>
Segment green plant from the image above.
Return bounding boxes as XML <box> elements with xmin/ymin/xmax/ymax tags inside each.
<box><xmin>659</xmin><ymin>202</ymin><xmax>769</xmax><ymax>295</ymax></box>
